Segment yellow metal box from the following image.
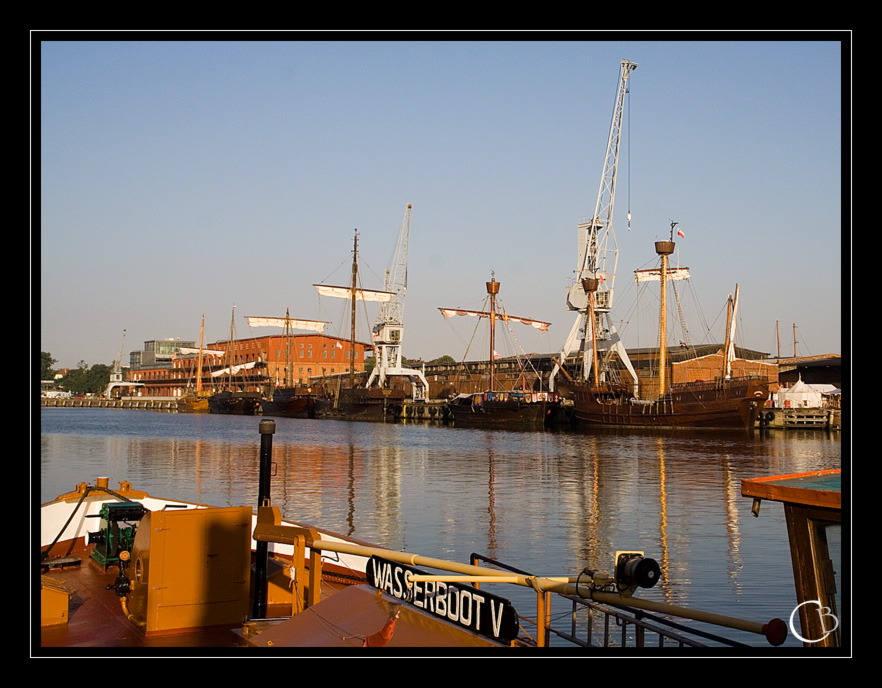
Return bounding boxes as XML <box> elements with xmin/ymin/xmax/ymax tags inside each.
<box><xmin>40</xmin><ymin>575</ymin><xmax>72</xmax><ymax>627</ymax></box>
<box><xmin>126</xmin><ymin>506</ymin><xmax>252</xmax><ymax>635</ymax></box>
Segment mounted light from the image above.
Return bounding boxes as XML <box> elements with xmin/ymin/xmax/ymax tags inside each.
<box><xmin>615</xmin><ymin>551</ymin><xmax>661</xmax><ymax>595</ymax></box>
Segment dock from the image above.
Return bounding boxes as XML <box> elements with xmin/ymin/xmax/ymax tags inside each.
<box><xmin>41</xmin><ymin>397</ymin><xmax>180</xmax><ymax>411</ymax></box>
<box><xmin>40</xmin><ymin>395</ymin><xmax>450</xmax><ymax>419</ymax></box>
<box><xmin>756</xmin><ymin>407</ymin><xmax>838</xmax><ymax>430</ymax></box>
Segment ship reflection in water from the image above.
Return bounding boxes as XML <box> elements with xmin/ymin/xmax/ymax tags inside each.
<box><xmin>39</xmin><ymin>408</ymin><xmax>842</xmax><ymax>648</ymax></box>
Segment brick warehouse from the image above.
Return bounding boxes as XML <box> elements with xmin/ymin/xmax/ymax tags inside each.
<box><xmin>127</xmin><ymin>333</ymin><xmax>369</xmax><ymax>398</ymax></box>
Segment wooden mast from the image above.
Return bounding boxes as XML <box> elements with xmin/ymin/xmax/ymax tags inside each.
<box><xmin>486</xmin><ymin>275</ymin><xmax>499</xmax><ymax>391</ymax></box>
<box><xmin>581</xmin><ymin>277</ymin><xmax>600</xmax><ymax>385</ymax></box>
<box><xmin>349</xmin><ymin>230</ymin><xmax>358</xmax><ymax>391</ymax></box>
<box><xmin>226</xmin><ymin>306</ymin><xmax>236</xmax><ymax>391</ymax></box>
<box><xmin>655</xmin><ymin>230</ymin><xmax>676</xmax><ymax>398</ymax></box>
<box><xmin>196</xmin><ymin>315</ymin><xmax>205</xmax><ymax>394</ymax></box>
<box><xmin>723</xmin><ymin>284</ymin><xmax>739</xmax><ymax>380</ymax></box>
<box><xmin>283</xmin><ymin>308</ymin><xmax>293</xmax><ymax>389</ymax></box>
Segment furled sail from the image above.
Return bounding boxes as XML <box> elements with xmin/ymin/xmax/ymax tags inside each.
<box><xmin>315</xmin><ymin>284</ymin><xmax>393</xmax><ymax>303</ymax></box>
<box><xmin>634</xmin><ymin>267</ymin><xmax>690</xmax><ymax>283</ymax></box>
<box><xmin>246</xmin><ymin>316</ymin><xmax>328</xmax><ymax>332</ymax></box>
<box><xmin>178</xmin><ymin>347</ymin><xmax>226</xmax><ymax>357</ymax></box>
<box><xmin>210</xmin><ymin>361</ymin><xmax>258</xmax><ymax>377</ymax></box>
<box><xmin>438</xmin><ymin>308</ymin><xmax>550</xmax><ymax>332</ymax></box>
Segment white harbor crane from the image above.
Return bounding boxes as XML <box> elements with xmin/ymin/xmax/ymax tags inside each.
<box><xmin>104</xmin><ymin>328</ymin><xmax>143</xmax><ymax>399</ymax></box>
<box><xmin>366</xmin><ymin>203</ymin><xmax>430</xmax><ymax>400</ymax></box>
<box><xmin>551</xmin><ymin>59</ymin><xmax>639</xmax><ymax>393</ymax></box>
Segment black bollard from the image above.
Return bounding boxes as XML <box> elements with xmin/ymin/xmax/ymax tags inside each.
<box><xmin>252</xmin><ymin>419</ymin><xmax>275</xmax><ymax>619</ymax></box>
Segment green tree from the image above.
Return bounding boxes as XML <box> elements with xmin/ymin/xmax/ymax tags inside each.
<box><xmin>61</xmin><ymin>361</ymin><xmax>89</xmax><ymax>395</ymax></box>
<box><xmin>61</xmin><ymin>361</ymin><xmax>112</xmax><ymax>396</ymax></box>
<box><xmin>41</xmin><ymin>352</ymin><xmax>57</xmax><ymax>380</ymax></box>
<box><xmin>87</xmin><ymin>364</ymin><xmax>112</xmax><ymax>394</ymax></box>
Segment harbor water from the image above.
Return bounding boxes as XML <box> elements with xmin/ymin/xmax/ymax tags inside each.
<box><xmin>38</xmin><ymin>407</ymin><xmax>844</xmax><ymax>649</ymax></box>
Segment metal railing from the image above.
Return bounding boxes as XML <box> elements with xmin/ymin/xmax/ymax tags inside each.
<box><xmin>470</xmin><ymin>553</ymin><xmax>755</xmax><ymax>648</ymax></box>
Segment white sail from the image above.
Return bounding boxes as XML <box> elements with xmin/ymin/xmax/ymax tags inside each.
<box><xmin>178</xmin><ymin>347</ymin><xmax>226</xmax><ymax>357</ymax></box>
<box><xmin>315</xmin><ymin>284</ymin><xmax>393</xmax><ymax>303</ymax></box>
<box><xmin>634</xmin><ymin>267</ymin><xmax>691</xmax><ymax>283</ymax></box>
<box><xmin>246</xmin><ymin>316</ymin><xmax>327</xmax><ymax>332</ymax></box>
<box><xmin>439</xmin><ymin>308</ymin><xmax>550</xmax><ymax>333</ymax></box>
<box><xmin>210</xmin><ymin>361</ymin><xmax>258</xmax><ymax>377</ymax></box>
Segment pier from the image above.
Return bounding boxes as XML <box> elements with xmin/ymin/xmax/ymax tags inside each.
<box><xmin>756</xmin><ymin>407</ymin><xmax>839</xmax><ymax>431</ymax></box>
<box><xmin>41</xmin><ymin>397</ymin><xmax>179</xmax><ymax>411</ymax></box>
<box><xmin>40</xmin><ymin>395</ymin><xmax>450</xmax><ymax>419</ymax></box>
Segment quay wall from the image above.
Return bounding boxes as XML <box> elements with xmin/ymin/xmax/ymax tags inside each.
<box><xmin>41</xmin><ymin>397</ymin><xmax>179</xmax><ymax>411</ymax></box>
<box><xmin>39</xmin><ymin>396</ymin><xmax>450</xmax><ymax>419</ymax></box>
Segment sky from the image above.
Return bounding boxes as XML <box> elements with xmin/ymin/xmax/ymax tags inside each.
<box><xmin>36</xmin><ymin>34</ymin><xmax>848</xmax><ymax>371</ymax></box>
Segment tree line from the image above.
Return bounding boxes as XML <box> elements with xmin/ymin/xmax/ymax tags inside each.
<box><xmin>41</xmin><ymin>352</ymin><xmax>112</xmax><ymax>396</ymax></box>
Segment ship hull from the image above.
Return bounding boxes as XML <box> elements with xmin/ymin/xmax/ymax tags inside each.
<box><xmin>260</xmin><ymin>388</ymin><xmax>316</xmax><ymax>418</ymax></box>
<box><xmin>566</xmin><ymin>378</ymin><xmax>769</xmax><ymax>430</ymax></box>
<box><xmin>446</xmin><ymin>392</ymin><xmax>556</xmax><ymax>428</ymax></box>
<box><xmin>176</xmin><ymin>395</ymin><xmax>210</xmax><ymax>413</ymax></box>
<box><xmin>208</xmin><ymin>391</ymin><xmax>261</xmax><ymax>415</ymax></box>
<box><xmin>318</xmin><ymin>388</ymin><xmax>407</xmax><ymax>421</ymax></box>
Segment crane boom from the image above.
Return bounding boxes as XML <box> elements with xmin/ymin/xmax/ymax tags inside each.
<box><xmin>553</xmin><ymin>59</ymin><xmax>639</xmax><ymax>392</ymax></box>
<box><xmin>376</xmin><ymin>203</ymin><xmax>411</xmax><ymax>328</ymax></box>
<box><xmin>367</xmin><ymin>204</ymin><xmax>429</xmax><ymax>399</ymax></box>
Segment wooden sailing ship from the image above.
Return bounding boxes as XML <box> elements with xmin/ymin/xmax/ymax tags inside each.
<box><xmin>208</xmin><ymin>307</ymin><xmax>262</xmax><ymax>415</ymax></box>
<box><xmin>176</xmin><ymin>315</ymin><xmax>218</xmax><ymax>413</ymax></box>
<box><xmin>564</xmin><ymin>225</ymin><xmax>769</xmax><ymax>430</ymax></box>
<box><xmin>246</xmin><ymin>310</ymin><xmax>328</xmax><ymax>418</ymax></box>
<box><xmin>440</xmin><ymin>275</ymin><xmax>558</xmax><ymax>428</ymax></box>
<box><xmin>314</xmin><ymin>230</ymin><xmax>406</xmax><ymax>420</ymax></box>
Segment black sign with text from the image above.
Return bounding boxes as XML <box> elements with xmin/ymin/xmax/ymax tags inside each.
<box><xmin>365</xmin><ymin>555</ymin><xmax>520</xmax><ymax>643</ymax></box>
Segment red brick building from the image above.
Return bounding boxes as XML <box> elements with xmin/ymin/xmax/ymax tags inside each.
<box><xmin>127</xmin><ymin>334</ymin><xmax>370</xmax><ymax>398</ymax></box>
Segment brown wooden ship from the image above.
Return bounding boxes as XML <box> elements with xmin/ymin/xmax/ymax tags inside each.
<box><xmin>313</xmin><ymin>230</ymin><xmax>408</xmax><ymax>421</ymax></box>
<box><xmin>208</xmin><ymin>307</ymin><xmax>265</xmax><ymax>415</ymax></box>
<box><xmin>441</xmin><ymin>276</ymin><xmax>558</xmax><ymax>428</ymax></box>
<box><xmin>564</xmin><ymin>227</ymin><xmax>769</xmax><ymax>430</ymax></box>
<box><xmin>245</xmin><ymin>310</ymin><xmax>328</xmax><ymax>419</ymax></box>
<box><xmin>177</xmin><ymin>315</ymin><xmax>214</xmax><ymax>413</ymax></box>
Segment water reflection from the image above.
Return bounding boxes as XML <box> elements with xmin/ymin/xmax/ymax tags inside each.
<box><xmin>40</xmin><ymin>409</ymin><xmax>842</xmax><ymax>647</ymax></box>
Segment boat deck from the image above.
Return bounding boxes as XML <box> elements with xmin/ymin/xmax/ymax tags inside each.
<box><xmin>38</xmin><ymin>542</ymin><xmax>351</xmax><ymax>650</ymax></box>
<box><xmin>39</xmin><ymin>541</ymin><xmax>505</xmax><ymax>651</ymax></box>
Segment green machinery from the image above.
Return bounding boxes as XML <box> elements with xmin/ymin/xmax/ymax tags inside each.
<box><xmin>87</xmin><ymin>502</ymin><xmax>147</xmax><ymax>568</ymax></box>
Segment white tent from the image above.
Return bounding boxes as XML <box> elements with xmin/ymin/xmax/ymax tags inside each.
<box><xmin>775</xmin><ymin>378</ymin><xmax>838</xmax><ymax>408</ymax></box>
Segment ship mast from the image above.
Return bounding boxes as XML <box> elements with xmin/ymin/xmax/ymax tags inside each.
<box><xmin>439</xmin><ymin>277</ymin><xmax>550</xmax><ymax>392</ymax></box>
<box><xmin>487</xmin><ymin>275</ymin><xmax>500</xmax><ymax>390</ymax></box>
<box><xmin>196</xmin><ymin>316</ymin><xmax>204</xmax><ymax>393</ymax></box>
<box><xmin>723</xmin><ymin>284</ymin><xmax>739</xmax><ymax>380</ymax></box>
<box><xmin>244</xmin><ymin>312</ymin><xmax>327</xmax><ymax>388</ymax></box>
<box><xmin>314</xmin><ymin>230</ymin><xmax>395</xmax><ymax>392</ymax></box>
<box><xmin>655</xmin><ymin>233</ymin><xmax>676</xmax><ymax>397</ymax></box>
<box><xmin>350</xmin><ymin>230</ymin><xmax>359</xmax><ymax>391</ymax></box>
<box><xmin>582</xmin><ymin>276</ymin><xmax>600</xmax><ymax>385</ymax></box>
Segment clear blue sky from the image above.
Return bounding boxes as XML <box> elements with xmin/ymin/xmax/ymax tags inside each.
<box><xmin>37</xmin><ymin>35</ymin><xmax>847</xmax><ymax>370</ymax></box>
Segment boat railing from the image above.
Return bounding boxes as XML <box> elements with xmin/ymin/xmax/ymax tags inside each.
<box><xmin>253</xmin><ymin>508</ymin><xmax>786</xmax><ymax>649</ymax></box>
<box><xmin>469</xmin><ymin>553</ymin><xmax>747</xmax><ymax>648</ymax></box>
